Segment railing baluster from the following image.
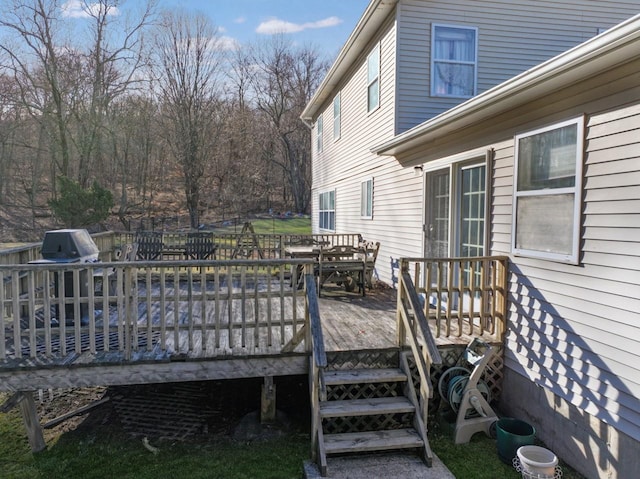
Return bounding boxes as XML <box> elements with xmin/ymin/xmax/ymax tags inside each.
<box><xmin>254</xmin><ymin>265</ymin><xmax>260</xmax><ymax>348</ymax></box>
<box><xmin>28</xmin><ymin>271</ymin><xmax>36</xmax><ymax>358</ymax></box>
<box><xmin>187</xmin><ymin>268</ymin><xmax>194</xmax><ymax>352</ymax></box>
<box><xmin>201</xmin><ymin>265</ymin><xmax>207</xmax><ymax>352</ymax></box>
<box><xmin>214</xmin><ymin>267</ymin><xmax>221</xmax><ymax>349</ymax></box>
<box><xmin>173</xmin><ymin>265</ymin><xmax>180</xmax><ymax>352</ymax></box>
<box><xmin>0</xmin><ymin>272</ymin><xmax>5</xmax><ymax>360</ymax></box>
<box><xmin>88</xmin><ymin>270</ymin><xmax>96</xmax><ymax>354</ymax></box>
<box><xmin>240</xmin><ymin>266</ymin><xmax>246</xmax><ymax>348</ymax></box>
<box><xmin>227</xmin><ymin>263</ymin><xmax>233</xmax><ymax>349</ymax></box>
<box><xmin>160</xmin><ymin>268</ymin><xmax>167</xmax><ymax>350</ymax></box>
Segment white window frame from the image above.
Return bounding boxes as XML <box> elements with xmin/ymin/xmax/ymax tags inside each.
<box><xmin>511</xmin><ymin>117</ymin><xmax>584</xmax><ymax>264</ymax></box>
<box><xmin>318</xmin><ymin>189</ymin><xmax>335</xmax><ymax>231</ymax></box>
<box><xmin>333</xmin><ymin>92</ymin><xmax>341</xmax><ymax>140</ymax></box>
<box><xmin>360</xmin><ymin>178</ymin><xmax>373</xmax><ymax>219</ymax></box>
<box><xmin>316</xmin><ymin>114</ymin><xmax>323</xmax><ymax>153</ymax></box>
<box><xmin>424</xmin><ymin>156</ymin><xmax>488</xmax><ymax>258</ymax></box>
<box><xmin>367</xmin><ymin>43</ymin><xmax>380</xmax><ymax>112</ymax></box>
<box><xmin>431</xmin><ymin>23</ymin><xmax>478</xmax><ymax>98</ymax></box>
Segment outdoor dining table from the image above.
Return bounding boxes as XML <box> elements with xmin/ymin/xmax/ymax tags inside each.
<box><xmin>285</xmin><ymin>245</ymin><xmax>322</xmax><ymax>259</ymax></box>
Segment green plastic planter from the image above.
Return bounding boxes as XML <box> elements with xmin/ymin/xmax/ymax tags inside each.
<box><xmin>496</xmin><ymin>418</ymin><xmax>535</xmax><ymax>464</ymax></box>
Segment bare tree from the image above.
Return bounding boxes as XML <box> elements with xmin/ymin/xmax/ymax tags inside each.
<box><xmin>0</xmin><ymin>0</ymin><xmax>73</xmax><ymax>179</ymax></box>
<box><xmin>0</xmin><ymin>0</ymin><xmax>156</xmax><ymax>224</ymax></box>
<box><xmin>246</xmin><ymin>36</ymin><xmax>328</xmax><ymax>214</ymax></box>
<box><xmin>72</xmin><ymin>0</ymin><xmax>156</xmax><ymax>187</ymax></box>
<box><xmin>153</xmin><ymin>10</ymin><xmax>224</xmax><ymax>228</ymax></box>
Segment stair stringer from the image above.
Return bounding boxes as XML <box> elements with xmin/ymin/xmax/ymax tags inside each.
<box><xmin>399</xmin><ymin>349</ymin><xmax>434</xmax><ymax>466</ymax></box>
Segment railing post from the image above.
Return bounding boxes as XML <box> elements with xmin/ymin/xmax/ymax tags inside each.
<box><xmin>304</xmin><ymin>263</ymin><xmax>312</xmax><ymax>353</ymax></box>
<box><xmin>496</xmin><ymin>258</ymin><xmax>507</xmax><ymax>340</ymax></box>
<box><xmin>396</xmin><ymin>259</ymin><xmax>409</xmax><ymax>348</ymax></box>
<box><xmin>124</xmin><ymin>266</ymin><xmax>135</xmax><ymax>361</ymax></box>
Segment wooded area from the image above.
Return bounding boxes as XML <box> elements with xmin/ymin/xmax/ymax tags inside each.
<box><xmin>0</xmin><ymin>0</ymin><xmax>327</xmax><ymax>241</ymax></box>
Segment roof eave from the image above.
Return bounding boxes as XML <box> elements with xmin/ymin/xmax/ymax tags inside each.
<box><xmin>300</xmin><ymin>0</ymin><xmax>398</xmax><ymax>122</ymax></box>
<box><xmin>373</xmin><ymin>14</ymin><xmax>640</xmax><ymax>157</ymax></box>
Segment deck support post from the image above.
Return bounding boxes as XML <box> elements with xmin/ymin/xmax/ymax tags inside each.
<box><xmin>18</xmin><ymin>391</ymin><xmax>46</xmax><ymax>453</ymax></box>
<box><xmin>260</xmin><ymin>375</ymin><xmax>276</xmax><ymax>424</ymax></box>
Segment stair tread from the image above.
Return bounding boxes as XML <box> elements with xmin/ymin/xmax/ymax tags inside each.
<box><xmin>324</xmin><ymin>428</ymin><xmax>423</xmax><ymax>454</ymax></box>
<box><xmin>323</xmin><ymin>368</ymin><xmax>407</xmax><ymax>385</ymax></box>
<box><xmin>320</xmin><ymin>396</ymin><xmax>415</xmax><ymax>418</ymax></box>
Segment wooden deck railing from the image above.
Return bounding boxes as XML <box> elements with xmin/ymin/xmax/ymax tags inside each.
<box><xmin>0</xmin><ymin>259</ymin><xmax>318</xmax><ymax>363</ymax></box>
<box><xmin>399</xmin><ymin>256</ymin><xmax>508</xmax><ymax>341</ymax></box>
<box><xmin>111</xmin><ymin>231</ymin><xmax>363</xmax><ymax>260</ymax></box>
<box><xmin>396</xmin><ymin>256</ymin><xmax>508</xmax><ymax>431</ymax></box>
<box><xmin>305</xmin><ymin>266</ymin><xmax>328</xmax><ymax>475</ymax></box>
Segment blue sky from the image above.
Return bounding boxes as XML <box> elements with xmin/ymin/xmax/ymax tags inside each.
<box><xmin>160</xmin><ymin>0</ymin><xmax>370</xmax><ymax>59</ymax></box>
<box><xmin>67</xmin><ymin>0</ymin><xmax>367</xmax><ymax>61</ymax></box>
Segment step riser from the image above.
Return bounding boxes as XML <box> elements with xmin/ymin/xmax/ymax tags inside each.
<box><xmin>320</xmin><ymin>397</ymin><xmax>415</xmax><ymax>418</ymax></box>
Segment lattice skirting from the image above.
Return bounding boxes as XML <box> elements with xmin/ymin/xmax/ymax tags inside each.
<box><xmin>325</xmin><ymin>343</ymin><xmax>505</xmax><ymax>430</ymax></box>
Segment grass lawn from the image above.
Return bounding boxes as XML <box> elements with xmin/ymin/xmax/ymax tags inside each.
<box><xmin>1</xmin><ymin>390</ymin><xmax>587</xmax><ymax>479</ymax></box>
<box><xmin>0</xmin><ymin>389</ymin><xmax>308</xmax><ymax>479</ymax></box>
<box><xmin>212</xmin><ymin>217</ymin><xmax>311</xmax><ymax>236</ymax></box>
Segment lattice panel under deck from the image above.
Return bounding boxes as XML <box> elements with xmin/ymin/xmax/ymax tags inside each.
<box><xmin>323</xmin><ymin>412</ymin><xmax>414</xmax><ymax>435</ymax></box>
<box><xmin>325</xmin><ymin>381</ymin><xmax>402</xmax><ymax>402</ymax></box>
<box><xmin>325</xmin><ymin>349</ymin><xmax>399</xmax><ymax>371</ymax></box>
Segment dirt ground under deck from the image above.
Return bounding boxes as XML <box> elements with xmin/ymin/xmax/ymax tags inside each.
<box><xmin>33</xmin><ymin>375</ymin><xmax>311</xmax><ymax>448</ymax></box>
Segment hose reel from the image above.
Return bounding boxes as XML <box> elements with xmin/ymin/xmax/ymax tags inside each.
<box><xmin>438</xmin><ymin>339</ymin><xmax>499</xmax><ymax>444</ymax></box>
<box><xmin>439</xmin><ymin>367</ymin><xmax>492</xmax><ymax>417</ymax></box>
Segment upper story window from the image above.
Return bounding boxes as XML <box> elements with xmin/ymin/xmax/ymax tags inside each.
<box><xmin>361</xmin><ymin>178</ymin><xmax>373</xmax><ymax>219</ymax></box>
<box><xmin>316</xmin><ymin>114</ymin><xmax>323</xmax><ymax>153</ymax></box>
<box><xmin>367</xmin><ymin>44</ymin><xmax>380</xmax><ymax>112</ymax></box>
<box><xmin>319</xmin><ymin>190</ymin><xmax>335</xmax><ymax>231</ymax></box>
<box><xmin>431</xmin><ymin>24</ymin><xmax>477</xmax><ymax>98</ymax></box>
<box><xmin>333</xmin><ymin>93</ymin><xmax>341</xmax><ymax>140</ymax></box>
<box><xmin>512</xmin><ymin>117</ymin><xmax>584</xmax><ymax>264</ymax></box>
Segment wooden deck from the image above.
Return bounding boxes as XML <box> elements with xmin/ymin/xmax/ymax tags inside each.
<box><xmin>0</xmin><ymin>251</ymin><xmax>508</xmax><ymax>459</ymax></box>
<box><xmin>0</xmin><ymin>253</ymin><xmax>507</xmax><ymax>391</ymax></box>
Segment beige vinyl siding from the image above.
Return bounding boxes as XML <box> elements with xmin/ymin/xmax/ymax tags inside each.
<box><xmin>487</xmin><ymin>100</ymin><xmax>640</xmax><ymax>442</ymax></box>
<box><xmin>311</xmin><ymin>12</ymin><xmax>426</xmax><ymax>282</ymax></box>
<box><xmin>395</xmin><ymin>0</ymin><xmax>640</xmax><ymax>133</ymax></box>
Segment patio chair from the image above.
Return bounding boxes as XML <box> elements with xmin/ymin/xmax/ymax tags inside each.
<box><xmin>135</xmin><ymin>231</ymin><xmax>164</xmax><ymax>260</ymax></box>
<box><xmin>185</xmin><ymin>232</ymin><xmax>217</xmax><ymax>260</ymax></box>
<box><xmin>359</xmin><ymin>240</ymin><xmax>380</xmax><ymax>289</ymax></box>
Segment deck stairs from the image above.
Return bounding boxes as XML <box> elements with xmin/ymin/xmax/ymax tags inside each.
<box><xmin>313</xmin><ymin>349</ymin><xmax>433</xmax><ymax>476</ymax></box>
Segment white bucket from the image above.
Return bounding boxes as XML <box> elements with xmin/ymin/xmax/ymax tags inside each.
<box><xmin>517</xmin><ymin>445</ymin><xmax>558</xmax><ymax>477</ymax></box>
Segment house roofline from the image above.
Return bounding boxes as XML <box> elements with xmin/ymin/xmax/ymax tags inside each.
<box><xmin>372</xmin><ymin>13</ymin><xmax>640</xmax><ymax>157</ymax></box>
<box><xmin>300</xmin><ymin>0</ymin><xmax>398</xmax><ymax>123</ymax></box>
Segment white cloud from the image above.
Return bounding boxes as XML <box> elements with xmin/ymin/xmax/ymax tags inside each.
<box><xmin>218</xmin><ymin>36</ymin><xmax>241</xmax><ymax>51</ymax></box>
<box><xmin>61</xmin><ymin>0</ymin><xmax>120</xmax><ymax>19</ymax></box>
<box><xmin>234</xmin><ymin>16</ymin><xmax>247</xmax><ymax>24</ymax></box>
<box><xmin>256</xmin><ymin>16</ymin><xmax>342</xmax><ymax>35</ymax></box>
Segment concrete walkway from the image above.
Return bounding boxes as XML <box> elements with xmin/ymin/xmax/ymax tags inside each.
<box><xmin>303</xmin><ymin>452</ymin><xmax>456</xmax><ymax>479</ymax></box>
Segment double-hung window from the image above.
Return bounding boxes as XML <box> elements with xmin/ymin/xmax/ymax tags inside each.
<box><xmin>361</xmin><ymin>178</ymin><xmax>373</xmax><ymax>219</ymax></box>
<box><xmin>512</xmin><ymin>117</ymin><xmax>584</xmax><ymax>263</ymax></box>
<box><xmin>318</xmin><ymin>190</ymin><xmax>335</xmax><ymax>231</ymax></box>
<box><xmin>333</xmin><ymin>93</ymin><xmax>341</xmax><ymax>140</ymax></box>
<box><xmin>316</xmin><ymin>114</ymin><xmax>323</xmax><ymax>153</ymax></box>
<box><xmin>431</xmin><ymin>24</ymin><xmax>477</xmax><ymax>98</ymax></box>
<box><xmin>367</xmin><ymin>44</ymin><xmax>380</xmax><ymax>112</ymax></box>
